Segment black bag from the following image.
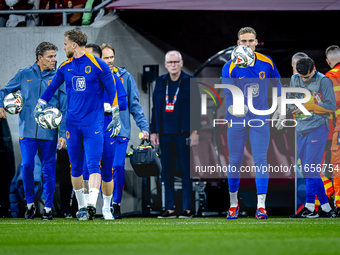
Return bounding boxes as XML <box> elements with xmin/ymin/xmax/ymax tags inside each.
<box><xmin>130</xmin><ymin>141</ymin><xmax>161</xmax><ymax>177</ymax></box>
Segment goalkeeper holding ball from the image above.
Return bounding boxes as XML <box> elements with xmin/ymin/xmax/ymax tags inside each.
<box><xmin>34</xmin><ymin>30</ymin><xmax>121</xmax><ymax>221</ymax></box>
<box><xmin>222</xmin><ymin>27</ymin><xmax>283</xmax><ymax>220</ymax></box>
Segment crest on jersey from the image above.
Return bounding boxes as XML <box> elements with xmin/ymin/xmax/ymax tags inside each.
<box><xmin>85</xmin><ymin>66</ymin><xmax>91</xmax><ymax>74</ymax></box>
<box><xmin>72</xmin><ymin>76</ymin><xmax>86</xmax><ymax>91</ymax></box>
<box><xmin>259</xmin><ymin>71</ymin><xmax>265</xmax><ymax>80</ymax></box>
<box><xmin>66</xmin><ymin>131</ymin><xmax>70</xmax><ymax>139</ymax></box>
<box><xmin>48</xmin><ymin>80</ymin><xmax>52</xmax><ymax>85</ymax></box>
<box><xmin>244</xmin><ymin>83</ymin><xmax>259</xmax><ymax>98</ymax></box>
<box><xmin>119</xmin><ymin>77</ymin><xmax>123</xmax><ymax>83</ymax></box>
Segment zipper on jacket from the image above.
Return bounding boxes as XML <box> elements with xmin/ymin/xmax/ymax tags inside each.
<box><xmin>35</xmin><ymin>73</ymin><xmax>43</xmax><ymax>139</ymax></box>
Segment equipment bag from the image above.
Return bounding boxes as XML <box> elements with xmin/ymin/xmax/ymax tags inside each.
<box><xmin>130</xmin><ymin>141</ymin><xmax>161</xmax><ymax>177</ymax></box>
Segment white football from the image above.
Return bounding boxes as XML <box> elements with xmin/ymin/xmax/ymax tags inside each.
<box><xmin>35</xmin><ymin>107</ymin><xmax>62</xmax><ymax>129</ymax></box>
<box><xmin>231</xmin><ymin>45</ymin><xmax>255</xmax><ymax>68</ymax></box>
<box><xmin>3</xmin><ymin>92</ymin><xmax>23</xmax><ymax>115</ymax></box>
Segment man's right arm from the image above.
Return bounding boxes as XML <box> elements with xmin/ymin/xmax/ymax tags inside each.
<box><xmin>127</xmin><ymin>74</ymin><xmax>148</xmax><ymax>132</ymax></box>
<box><xmin>34</xmin><ymin>69</ymin><xmax>65</xmax><ymax>119</ymax></box>
<box><xmin>39</xmin><ymin>68</ymin><xmax>65</xmax><ymax>105</ymax></box>
<box><xmin>0</xmin><ymin>70</ymin><xmax>23</xmax><ymax>118</ymax></box>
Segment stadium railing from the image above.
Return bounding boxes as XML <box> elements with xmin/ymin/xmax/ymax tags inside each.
<box><xmin>0</xmin><ymin>0</ymin><xmax>114</xmax><ymax>26</ymax></box>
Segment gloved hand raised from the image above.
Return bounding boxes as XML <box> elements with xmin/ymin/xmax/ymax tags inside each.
<box><xmin>272</xmin><ymin>97</ymin><xmax>286</xmax><ymax>130</ymax></box>
<box><xmin>106</xmin><ymin>106</ymin><xmax>121</xmax><ymax>137</ymax></box>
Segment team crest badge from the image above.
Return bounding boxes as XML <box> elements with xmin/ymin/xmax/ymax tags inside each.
<box><xmin>119</xmin><ymin>77</ymin><xmax>123</xmax><ymax>83</ymax></box>
<box><xmin>244</xmin><ymin>83</ymin><xmax>260</xmax><ymax>98</ymax></box>
<box><xmin>66</xmin><ymin>131</ymin><xmax>70</xmax><ymax>139</ymax></box>
<box><xmin>72</xmin><ymin>76</ymin><xmax>86</xmax><ymax>91</ymax></box>
<box><xmin>85</xmin><ymin>66</ymin><xmax>91</xmax><ymax>74</ymax></box>
<box><xmin>259</xmin><ymin>71</ymin><xmax>265</xmax><ymax>80</ymax></box>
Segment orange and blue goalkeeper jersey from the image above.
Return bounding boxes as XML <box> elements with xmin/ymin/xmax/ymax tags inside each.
<box><xmin>222</xmin><ymin>52</ymin><xmax>282</xmax><ymax>120</ymax></box>
<box><xmin>40</xmin><ymin>52</ymin><xmax>117</xmax><ymax>126</ymax></box>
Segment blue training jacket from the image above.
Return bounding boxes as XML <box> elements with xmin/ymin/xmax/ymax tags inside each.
<box><xmin>40</xmin><ymin>52</ymin><xmax>117</xmax><ymax>126</ymax></box>
<box><xmin>0</xmin><ymin>63</ymin><xmax>66</xmax><ymax>140</ymax></box>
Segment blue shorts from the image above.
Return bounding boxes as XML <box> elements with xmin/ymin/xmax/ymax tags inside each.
<box><xmin>66</xmin><ymin>122</ymin><xmax>103</xmax><ymax>178</ymax></box>
<box><xmin>83</xmin><ymin>136</ymin><xmax>116</xmax><ymax>182</ymax></box>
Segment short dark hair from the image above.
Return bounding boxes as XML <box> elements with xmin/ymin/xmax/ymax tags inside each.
<box><xmin>85</xmin><ymin>43</ymin><xmax>102</xmax><ymax>58</ymax></box>
<box><xmin>36</xmin><ymin>42</ymin><xmax>58</xmax><ymax>61</ymax></box>
<box><xmin>292</xmin><ymin>52</ymin><xmax>308</xmax><ymax>61</ymax></box>
<box><xmin>100</xmin><ymin>43</ymin><xmax>115</xmax><ymax>55</ymax></box>
<box><xmin>296</xmin><ymin>57</ymin><xmax>315</xmax><ymax>75</ymax></box>
<box><xmin>64</xmin><ymin>29</ymin><xmax>87</xmax><ymax>47</ymax></box>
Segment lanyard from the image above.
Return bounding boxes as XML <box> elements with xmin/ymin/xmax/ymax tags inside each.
<box><xmin>165</xmin><ymin>79</ymin><xmax>181</xmax><ymax>105</ymax></box>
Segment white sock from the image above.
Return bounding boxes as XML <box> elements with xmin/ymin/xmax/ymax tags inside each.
<box><xmin>257</xmin><ymin>194</ymin><xmax>266</xmax><ymax>209</ymax></box>
<box><xmin>321</xmin><ymin>203</ymin><xmax>332</xmax><ymax>213</ymax></box>
<box><xmin>305</xmin><ymin>202</ymin><xmax>314</xmax><ymax>212</ymax></box>
<box><xmin>103</xmin><ymin>195</ymin><xmax>112</xmax><ymax>209</ymax></box>
<box><xmin>27</xmin><ymin>203</ymin><xmax>34</xmax><ymax>209</ymax></box>
<box><xmin>44</xmin><ymin>207</ymin><xmax>51</xmax><ymax>213</ymax></box>
<box><xmin>229</xmin><ymin>191</ymin><xmax>238</xmax><ymax>207</ymax></box>
<box><xmin>74</xmin><ymin>188</ymin><xmax>86</xmax><ymax>209</ymax></box>
<box><xmin>84</xmin><ymin>194</ymin><xmax>89</xmax><ymax>205</ymax></box>
<box><xmin>88</xmin><ymin>188</ymin><xmax>100</xmax><ymax>207</ymax></box>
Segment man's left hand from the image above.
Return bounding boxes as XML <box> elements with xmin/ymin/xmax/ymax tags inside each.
<box><xmin>272</xmin><ymin>98</ymin><xmax>286</xmax><ymax>130</ymax></box>
<box><xmin>106</xmin><ymin>106</ymin><xmax>121</xmax><ymax>137</ymax></box>
<box><xmin>272</xmin><ymin>108</ymin><xmax>286</xmax><ymax>130</ymax></box>
<box><xmin>57</xmin><ymin>137</ymin><xmax>67</xmax><ymax>150</ymax></box>
<box><xmin>189</xmin><ymin>132</ymin><xmax>199</xmax><ymax>146</ymax></box>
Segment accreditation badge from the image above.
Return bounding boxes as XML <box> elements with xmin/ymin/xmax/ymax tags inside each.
<box><xmin>165</xmin><ymin>102</ymin><xmax>174</xmax><ymax>112</ymax></box>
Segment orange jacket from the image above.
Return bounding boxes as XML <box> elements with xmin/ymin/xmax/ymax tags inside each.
<box><xmin>326</xmin><ymin>62</ymin><xmax>340</xmax><ymax>132</ymax></box>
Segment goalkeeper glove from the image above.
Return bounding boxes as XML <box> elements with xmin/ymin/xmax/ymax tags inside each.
<box><xmin>272</xmin><ymin>97</ymin><xmax>285</xmax><ymax>130</ymax></box>
<box><xmin>34</xmin><ymin>100</ymin><xmax>47</xmax><ymax>129</ymax></box>
<box><xmin>228</xmin><ymin>105</ymin><xmax>248</xmax><ymax>117</ymax></box>
<box><xmin>33</xmin><ymin>100</ymin><xmax>46</xmax><ymax>119</ymax></box>
<box><xmin>106</xmin><ymin>106</ymin><xmax>121</xmax><ymax>137</ymax></box>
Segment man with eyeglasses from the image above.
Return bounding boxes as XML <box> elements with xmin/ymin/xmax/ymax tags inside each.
<box><xmin>151</xmin><ymin>50</ymin><xmax>201</xmax><ymax>219</ymax></box>
<box><xmin>289</xmin><ymin>57</ymin><xmax>336</xmax><ymax>218</ymax></box>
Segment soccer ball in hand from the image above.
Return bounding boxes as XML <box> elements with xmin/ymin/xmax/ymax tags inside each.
<box><xmin>231</xmin><ymin>45</ymin><xmax>255</xmax><ymax>68</ymax></box>
<box><xmin>35</xmin><ymin>107</ymin><xmax>62</xmax><ymax>129</ymax></box>
<box><xmin>3</xmin><ymin>92</ymin><xmax>23</xmax><ymax>114</ymax></box>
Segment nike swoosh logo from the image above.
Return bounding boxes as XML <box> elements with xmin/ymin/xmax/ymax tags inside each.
<box><xmin>110</xmin><ymin>142</ymin><xmax>114</xmax><ymax>145</ymax></box>
<box><xmin>27</xmin><ymin>79</ymin><xmax>32</xmax><ymax>82</ymax></box>
<box><xmin>311</xmin><ymin>140</ymin><xmax>318</xmax><ymax>142</ymax></box>
<box><xmin>95</xmin><ymin>131</ymin><xmax>100</xmax><ymax>134</ymax></box>
<box><xmin>68</xmin><ymin>69</ymin><xmax>73</xmax><ymax>71</ymax></box>
<box><xmin>239</xmin><ymin>76</ymin><xmax>245</xmax><ymax>79</ymax></box>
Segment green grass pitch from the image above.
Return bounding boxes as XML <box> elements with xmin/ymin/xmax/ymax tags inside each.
<box><xmin>0</xmin><ymin>217</ymin><xmax>339</xmax><ymax>255</ymax></box>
